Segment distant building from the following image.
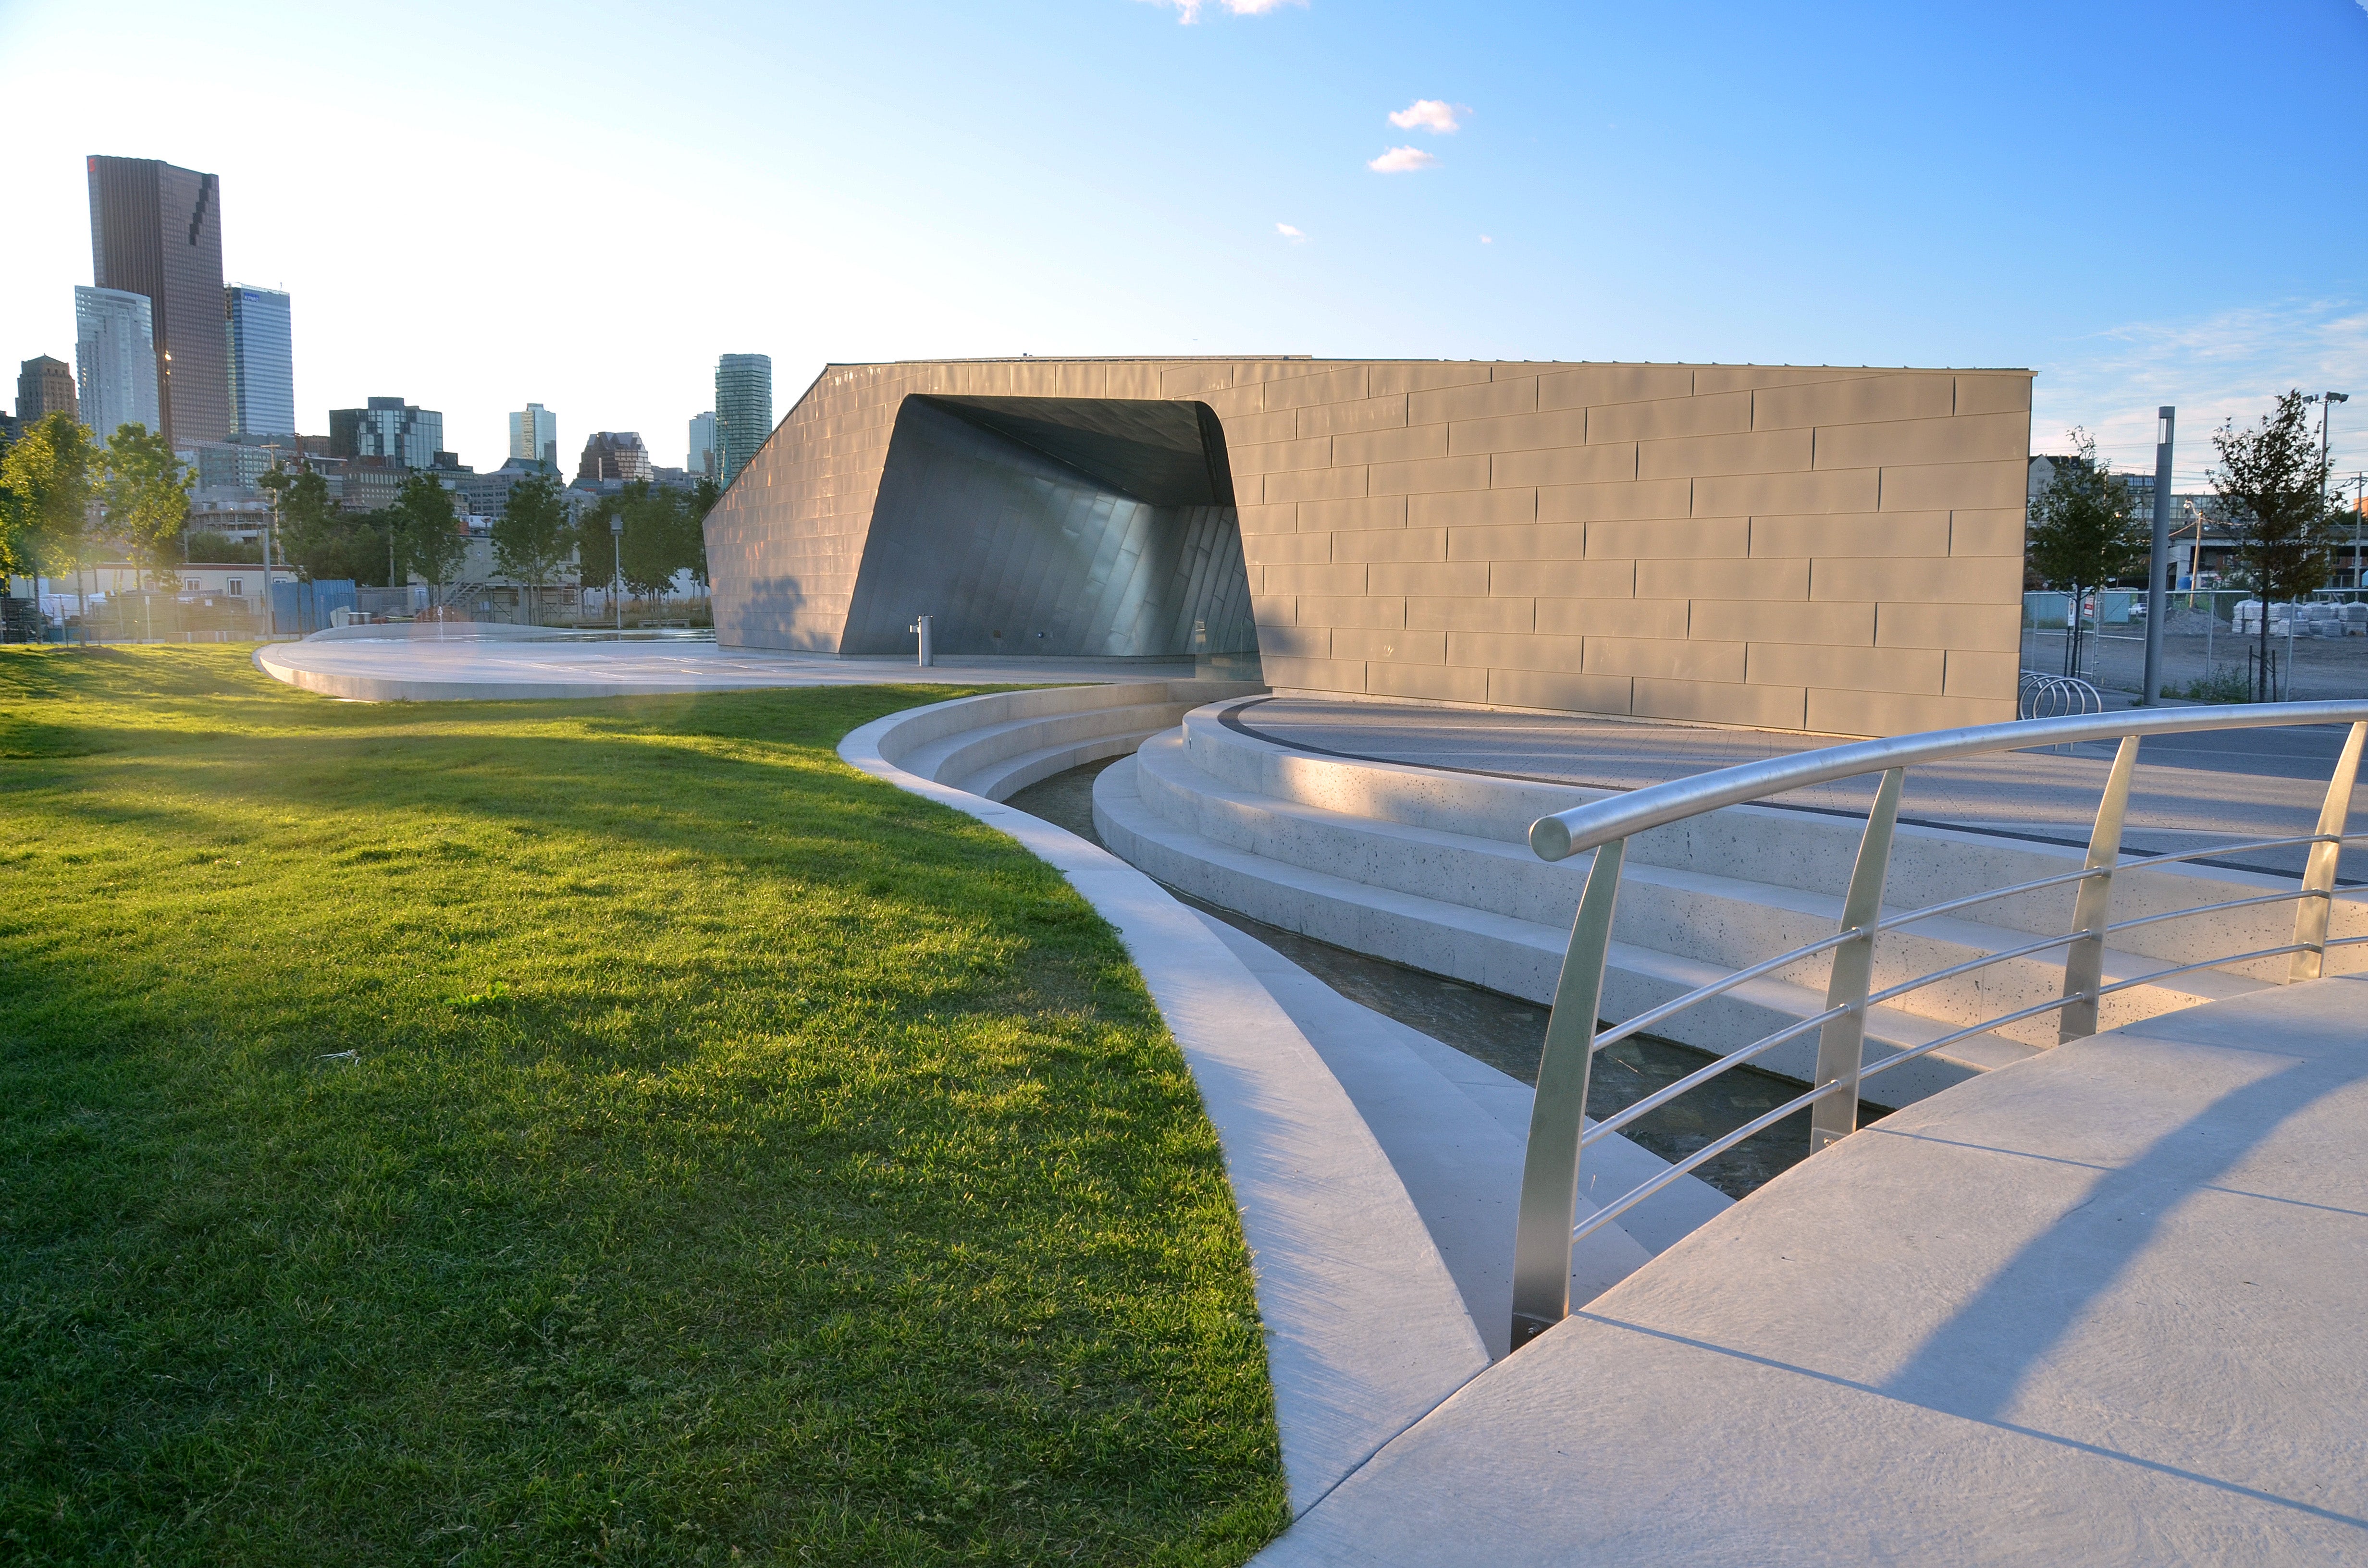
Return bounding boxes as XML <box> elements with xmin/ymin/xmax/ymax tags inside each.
<box><xmin>330</xmin><ymin>396</ymin><xmax>444</xmax><ymax>469</ymax></box>
<box><xmin>74</xmin><ymin>285</ymin><xmax>162</xmax><ymax>441</ymax></box>
<box><xmin>87</xmin><ymin>155</ymin><xmax>230</xmax><ymax>446</ymax></box>
<box><xmin>715</xmin><ymin>354</ymin><xmax>771</xmax><ymax>487</ymax></box>
<box><xmin>688</xmin><ymin>411</ymin><xmax>717</xmax><ymax>480</ymax></box>
<box><xmin>224</xmin><ymin>285</ymin><xmax>295</xmax><ymax>437</ymax></box>
<box><xmin>509</xmin><ymin>403</ymin><xmax>558</xmax><ymax>469</ymax></box>
<box><xmin>454</xmin><ymin>455</ymin><xmax>562</xmax><ymax>520</ymax></box>
<box><xmin>577</xmin><ymin>430</ymin><xmax>654</xmax><ymax>484</ymax></box>
<box><xmin>17</xmin><ymin>356</ymin><xmax>78</xmax><ymax>424</ymax></box>
<box><xmin>338</xmin><ymin>459</ymin><xmax>408</xmax><ymax>514</ymax></box>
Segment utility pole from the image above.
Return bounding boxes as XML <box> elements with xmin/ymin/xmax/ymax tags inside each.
<box><xmin>2142</xmin><ymin>406</ymin><xmax>2174</xmax><ymax>705</ymax></box>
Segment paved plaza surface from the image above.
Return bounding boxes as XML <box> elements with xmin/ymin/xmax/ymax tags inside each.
<box><xmin>1232</xmin><ymin>695</ymin><xmax>2363</xmax><ymax>880</ymax></box>
<box><xmin>1258</xmin><ymin>976</ymin><xmax>2368</xmax><ymax>1565</ymax></box>
<box><xmin>255</xmin><ymin>629</ymin><xmax>1195</xmax><ymax>702</ymax></box>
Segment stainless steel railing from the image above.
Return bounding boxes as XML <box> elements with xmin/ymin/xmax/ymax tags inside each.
<box><xmin>1508</xmin><ymin>700</ymin><xmax>2368</xmax><ymax>1353</ymax></box>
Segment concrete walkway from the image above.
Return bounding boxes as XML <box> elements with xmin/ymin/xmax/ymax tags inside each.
<box><xmin>255</xmin><ymin>629</ymin><xmax>1193</xmax><ymax>701</ymax></box>
<box><xmin>1257</xmin><ymin>975</ymin><xmax>2368</xmax><ymax>1565</ymax></box>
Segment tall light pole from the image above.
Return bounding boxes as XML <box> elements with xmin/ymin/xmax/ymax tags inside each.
<box><xmin>2307</xmin><ymin>392</ymin><xmax>2348</xmax><ymax>588</ymax></box>
<box><xmin>610</xmin><ymin>509</ymin><xmax>624</xmax><ymax>636</ymax></box>
<box><xmin>2142</xmin><ymin>406</ymin><xmax>2174</xmax><ymax>705</ymax></box>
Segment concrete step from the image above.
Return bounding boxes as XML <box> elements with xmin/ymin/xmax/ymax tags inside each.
<box><xmin>1096</xmin><ymin>752</ymin><xmax>2038</xmax><ymax>1107</ymax></box>
<box><xmin>1128</xmin><ymin>730</ymin><xmax>2267</xmax><ymax>1054</ymax></box>
<box><xmin>1179</xmin><ymin>698</ymin><xmax>2368</xmax><ymax>987</ymax></box>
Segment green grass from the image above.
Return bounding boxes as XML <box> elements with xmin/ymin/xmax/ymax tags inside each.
<box><xmin>0</xmin><ymin>647</ymin><xmax>1287</xmax><ymax>1565</ymax></box>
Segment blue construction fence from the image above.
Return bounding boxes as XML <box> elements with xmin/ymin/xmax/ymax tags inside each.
<box><xmin>269</xmin><ymin>578</ymin><xmax>357</xmax><ymax>635</ymax></box>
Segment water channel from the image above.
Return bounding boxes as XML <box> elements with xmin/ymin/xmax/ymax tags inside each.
<box><xmin>1002</xmin><ymin>756</ymin><xmax>1887</xmax><ymax>1200</ymax></box>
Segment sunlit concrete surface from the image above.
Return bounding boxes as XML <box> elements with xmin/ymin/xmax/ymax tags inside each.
<box><xmin>1255</xmin><ymin>975</ymin><xmax>2368</xmax><ymax>1566</ymax></box>
<box><xmin>1230</xmin><ymin>693</ymin><xmax>2365</xmax><ymax>875</ymax></box>
<box><xmin>253</xmin><ymin>631</ymin><xmax>1196</xmax><ymax>702</ymax></box>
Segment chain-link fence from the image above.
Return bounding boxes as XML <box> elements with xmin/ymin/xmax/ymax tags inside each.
<box><xmin>2023</xmin><ymin>589</ymin><xmax>2368</xmax><ymax>703</ymax></box>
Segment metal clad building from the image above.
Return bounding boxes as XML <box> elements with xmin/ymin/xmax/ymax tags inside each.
<box><xmin>705</xmin><ymin>357</ymin><xmax>2034</xmax><ymax>736</ymax></box>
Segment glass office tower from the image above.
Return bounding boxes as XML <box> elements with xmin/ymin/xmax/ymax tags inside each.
<box><xmin>86</xmin><ymin>155</ymin><xmax>230</xmax><ymax>445</ymax></box>
<box><xmin>225</xmin><ymin>284</ymin><xmax>295</xmax><ymax>437</ymax></box>
<box><xmin>509</xmin><ymin>403</ymin><xmax>558</xmax><ymax>468</ymax></box>
<box><xmin>688</xmin><ymin>411</ymin><xmax>716</xmax><ymax>480</ymax></box>
<box><xmin>715</xmin><ymin>354</ymin><xmax>772</xmax><ymax>487</ymax></box>
<box><xmin>74</xmin><ymin>285</ymin><xmax>162</xmax><ymax>441</ymax></box>
<box><xmin>330</xmin><ymin>397</ymin><xmax>444</xmax><ymax>469</ymax></box>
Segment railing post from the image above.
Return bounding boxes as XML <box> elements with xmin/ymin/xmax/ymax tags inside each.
<box><xmin>2290</xmin><ymin>721</ymin><xmax>2366</xmax><ymax>981</ymax></box>
<box><xmin>1809</xmin><ymin>767</ymin><xmax>1905</xmax><ymax>1154</ymax></box>
<box><xmin>2059</xmin><ymin>734</ymin><xmax>2141</xmax><ymax>1041</ymax></box>
<box><xmin>1510</xmin><ymin>836</ymin><xmax>1625</xmax><ymax>1354</ymax></box>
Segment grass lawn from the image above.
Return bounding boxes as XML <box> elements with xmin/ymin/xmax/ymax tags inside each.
<box><xmin>0</xmin><ymin>646</ymin><xmax>1286</xmax><ymax>1565</ymax></box>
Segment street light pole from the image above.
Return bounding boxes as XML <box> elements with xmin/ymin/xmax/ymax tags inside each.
<box><xmin>2142</xmin><ymin>406</ymin><xmax>2174</xmax><ymax>705</ymax></box>
<box><xmin>611</xmin><ymin>510</ymin><xmax>624</xmax><ymax>636</ymax></box>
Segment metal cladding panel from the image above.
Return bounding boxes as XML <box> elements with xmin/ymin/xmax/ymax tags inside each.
<box><xmin>706</xmin><ymin>356</ymin><xmax>2029</xmax><ymax>735</ymax></box>
<box><xmin>838</xmin><ymin>397</ymin><xmax>1255</xmax><ymax>659</ymax></box>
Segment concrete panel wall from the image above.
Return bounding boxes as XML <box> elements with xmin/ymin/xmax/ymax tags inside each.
<box><xmin>708</xmin><ymin>357</ymin><xmax>2032</xmax><ymax>735</ymax></box>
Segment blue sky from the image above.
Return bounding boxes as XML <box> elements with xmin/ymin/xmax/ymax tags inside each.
<box><xmin>3</xmin><ymin>0</ymin><xmax>2365</xmax><ymax>490</ymax></box>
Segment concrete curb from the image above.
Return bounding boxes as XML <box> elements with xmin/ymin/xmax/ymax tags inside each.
<box><xmin>839</xmin><ymin>690</ymin><xmax>1491</xmax><ymax>1516</ymax></box>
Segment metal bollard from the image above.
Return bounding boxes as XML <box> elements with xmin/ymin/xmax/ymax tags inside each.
<box><xmin>909</xmin><ymin>614</ymin><xmax>933</xmax><ymax>668</ymax></box>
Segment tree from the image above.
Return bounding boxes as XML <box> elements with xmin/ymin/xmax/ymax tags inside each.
<box><xmin>99</xmin><ymin>423</ymin><xmax>193</xmax><ymax>586</ymax></box>
<box><xmin>2212</xmin><ymin>390</ymin><xmax>2343</xmax><ymax>700</ymax></box>
<box><xmin>0</xmin><ymin>412</ymin><xmax>99</xmax><ymax>590</ymax></box>
<box><xmin>2026</xmin><ymin>430</ymin><xmax>2146</xmax><ymax>679</ymax></box>
<box><xmin>491</xmin><ymin>472</ymin><xmax>571</xmax><ymax>624</ymax></box>
<box><xmin>620</xmin><ymin>484</ymin><xmax>688</xmax><ymax>608</ymax></box>
<box><xmin>684</xmin><ymin>477</ymin><xmax>717</xmax><ymax>603</ymax></box>
<box><xmin>184</xmin><ymin>528</ymin><xmax>261</xmax><ymax>564</ymax></box>
<box><xmin>266</xmin><ymin>469</ymin><xmax>391</xmax><ymax>586</ymax></box>
<box><xmin>389</xmin><ymin>471</ymin><xmax>467</xmax><ymax>596</ymax></box>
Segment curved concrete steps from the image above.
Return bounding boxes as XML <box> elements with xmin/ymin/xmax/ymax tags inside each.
<box><xmin>1094</xmin><ymin>698</ymin><xmax>2315</xmax><ymax>1106</ymax></box>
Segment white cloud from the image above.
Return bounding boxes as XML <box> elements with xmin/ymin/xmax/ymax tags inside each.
<box><xmin>2031</xmin><ymin>297</ymin><xmax>2368</xmax><ymax>488</ymax></box>
<box><xmin>1367</xmin><ymin>145</ymin><xmax>1438</xmax><ymax>173</ymax></box>
<box><xmin>1150</xmin><ymin>0</ymin><xmax>1304</xmax><ymax>22</ymax></box>
<box><xmin>1479</xmin><ymin>234</ymin><xmax>1493</xmax><ymax>245</ymax></box>
<box><xmin>1388</xmin><ymin>98</ymin><xmax>1460</xmax><ymax>134</ymax></box>
<box><xmin>1275</xmin><ymin>222</ymin><xmax>1306</xmax><ymax>242</ymax></box>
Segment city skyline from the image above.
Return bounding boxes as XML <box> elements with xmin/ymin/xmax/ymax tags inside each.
<box><xmin>4</xmin><ymin>1</ymin><xmax>2367</xmax><ymax>487</ymax></box>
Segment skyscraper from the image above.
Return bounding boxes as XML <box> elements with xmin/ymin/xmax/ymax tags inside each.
<box><xmin>74</xmin><ymin>286</ymin><xmax>162</xmax><ymax>441</ymax></box>
<box><xmin>578</xmin><ymin>432</ymin><xmax>654</xmax><ymax>484</ymax></box>
<box><xmin>224</xmin><ymin>284</ymin><xmax>295</xmax><ymax>437</ymax></box>
<box><xmin>509</xmin><ymin>403</ymin><xmax>558</xmax><ymax>469</ymax></box>
<box><xmin>17</xmin><ymin>356</ymin><xmax>78</xmax><ymax>424</ymax></box>
<box><xmin>330</xmin><ymin>397</ymin><xmax>444</xmax><ymax>469</ymax></box>
<box><xmin>688</xmin><ymin>411</ymin><xmax>716</xmax><ymax>481</ymax></box>
<box><xmin>86</xmin><ymin>155</ymin><xmax>230</xmax><ymax>446</ymax></box>
<box><xmin>715</xmin><ymin>354</ymin><xmax>772</xmax><ymax>488</ymax></box>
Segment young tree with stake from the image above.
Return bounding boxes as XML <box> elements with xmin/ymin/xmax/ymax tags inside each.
<box><xmin>2026</xmin><ymin>430</ymin><xmax>2146</xmax><ymax>679</ymax></box>
<box><xmin>2212</xmin><ymin>391</ymin><xmax>2343</xmax><ymax>700</ymax></box>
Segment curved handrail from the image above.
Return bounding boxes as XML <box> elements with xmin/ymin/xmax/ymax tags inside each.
<box><xmin>1530</xmin><ymin>700</ymin><xmax>2368</xmax><ymax>861</ymax></box>
<box><xmin>1505</xmin><ymin>699</ymin><xmax>2368</xmax><ymax>1355</ymax></box>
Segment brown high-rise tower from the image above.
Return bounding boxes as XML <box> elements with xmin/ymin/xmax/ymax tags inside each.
<box><xmin>86</xmin><ymin>155</ymin><xmax>229</xmax><ymax>446</ymax></box>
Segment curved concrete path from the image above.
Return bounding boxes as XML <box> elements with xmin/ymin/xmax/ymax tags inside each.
<box><xmin>256</xmin><ymin>630</ymin><xmax>1196</xmax><ymax>702</ymax></box>
<box><xmin>1256</xmin><ymin>974</ymin><xmax>2368</xmax><ymax>1565</ymax></box>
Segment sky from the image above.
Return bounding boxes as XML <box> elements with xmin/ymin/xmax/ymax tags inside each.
<box><xmin>3</xmin><ymin>0</ymin><xmax>2367</xmax><ymax>491</ymax></box>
